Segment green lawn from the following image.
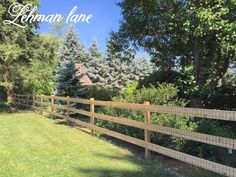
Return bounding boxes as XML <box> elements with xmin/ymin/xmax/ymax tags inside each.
<box><xmin>0</xmin><ymin>113</ymin><xmax>173</xmax><ymax>177</ymax></box>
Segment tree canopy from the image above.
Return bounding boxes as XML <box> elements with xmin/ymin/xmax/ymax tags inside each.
<box><xmin>117</xmin><ymin>0</ymin><xmax>236</xmax><ymax>106</ymax></box>
<box><xmin>0</xmin><ymin>0</ymin><xmax>39</xmax><ymax>104</ymax></box>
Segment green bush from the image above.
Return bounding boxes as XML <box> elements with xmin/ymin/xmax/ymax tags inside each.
<box><xmin>121</xmin><ymin>82</ymin><xmax>139</xmax><ymax>95</ymax></box>
<box><xmin>183</xmin><ymin>119</ymin><xmax>236</xmax><ymax>166</ymax></box>
<box><xmin>85</xmin><ymin>85</ymin><xmax>119</xmax><ymax>101</ymax></box>
<box><xmin>96</xmin><ymin>83</ymin><xmax>236</xmax><ymax>165</ymax></box>
<box><xmin>0</xmin><ymin>87</ymin><xmax>6</xmax><ymax>102</ymax></box>
<box><xmin>97</xmin><ymin>83</ymin><xmax>197</xmax><ymax>151</ymax></box>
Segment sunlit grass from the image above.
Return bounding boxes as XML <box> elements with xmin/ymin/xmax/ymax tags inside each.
<box><xmin>0</xmin><ymin>113</ymin><xmax>173</xmax><ymax>177</ymax></box>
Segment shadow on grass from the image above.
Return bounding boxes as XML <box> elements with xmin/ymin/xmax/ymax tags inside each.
<box><xmin>74</xmin><ymin>151</ymin><xmax>173</xmax><ymax>177</ymax></box>
<box><xmin>0</xmin><ymin>102</ymin><xmax>33</xmax><ymax>114</ymax></box>
<box><xmin>86</xmin><ymin>152</ymin><xmax>223</xmax><ymax>177</ymax></box>
<box><xmin>74</xmin><ymin>168</ymin><xmax>154</xmax><ymax>177</ymax></box>
<box><xmin>92</xmin><ymin>152</ymin><xmax>135</xmax><ymax>162</ymax></box>
<box><xmin>74</xmin><ymin>151</ymin><xmax>222</xmax><ymax>177</ymax></box>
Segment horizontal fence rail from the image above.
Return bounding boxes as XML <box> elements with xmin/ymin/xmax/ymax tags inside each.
<box><xmin>13</xmin><ymin>94</ymin><xmax>236</xmax><ymax>177</ymax></box>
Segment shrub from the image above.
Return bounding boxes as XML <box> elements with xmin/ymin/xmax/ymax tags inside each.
<box><xmin>121</xmin><ymin>82</ymin><xmax>139</xmax><ymax>95</ymax></box>
<box><xmin>183</xmin><ymin>119</ymin><xmax>236</xmax><ymax>166</ymax></box>
<box><xmin>85</xmin><ymin>85</ymin><xmax>119</xmax><ymax>101</ymax></box>
<box><xmin>97</xmin><ymin>83</ymin><xmax>236</xmax><ymax>165</ymax></box>
<box><xmin>97</xmin><ymin>83</ymin><xmax>197</xmax><ymax>151</ymax></box>
<box><xmin>0</xmin><ymin>87</ymin><xmax>6</xmax><ymax>102</ymax></box>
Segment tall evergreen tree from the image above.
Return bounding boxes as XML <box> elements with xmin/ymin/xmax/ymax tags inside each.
<box><xmin>0</xmin><ymin>1</ymin><xmax>39</xmax><ymax>104</ymax></box>
<box><xmin>85</xmin><ymin>40</ymin><xmax>108</xmax><ymax>88</ymax></box>
<box><xmin>55</xmin><ymin>27</ymin><xmax>82</xmax><ymax>96</ymax></box>
<box><xmin>89</xmin><ymin>39</ymin><xmax>102</xmax><ymax>58</ymax></box>
<box><xmin>106</xmin><ymin>57</ymin><xmax>131</xmax><ymax>89</ymax></box>
<box><xmin>85</xmin><ymin>38</ymin><xmax>154</xmax><ymax>91</ymax></box>
<box><xmin>106</xmin><ymin>57</ymin><xmax>154</xmax><ymax>90</ymax></box>
<box><xmin>129</xmin><ymin>57</ymin><xmax>155</xmax><ymax>82</ymax></box>
<box><xmin>58</xmin><ymin>27</ymin><xmax>86</xmax><ymax>64</ymax></box>
<box><xmin>106</xmin><ymin>31</ymin><xmax>135</xmax><ymax>62</ymax></box>
<box><xmin>55</xmin><ymin>59</ymin><xmax>80</xmax><ymax>97</ymax></box>
<box><xmin>105</xmin><ymin>35</ymin><xmax>155</xmax><ymax>90</ymax></box>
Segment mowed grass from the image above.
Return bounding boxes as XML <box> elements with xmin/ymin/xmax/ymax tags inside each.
<box><xmin>0</xmin><ymin>113</ymin><xmax>173</xmax><ymax>177</ymax></box>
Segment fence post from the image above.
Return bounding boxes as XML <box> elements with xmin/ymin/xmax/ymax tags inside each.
<box><xmin>51</xmin><ymin>95</ymin><xmax>54</xmax><ymax>117</ymax></box>
<box><xmin>26</xmin><ymin>95</ymin><xmax>29</xmax><ymax>108</ymax></box>
<box><xmin>90</xmin><ymin>98</ymin><xmax>95</xmax><ymax>135</ymax></box>
<box><xmin>144</xmin><ymin>101</ymin><xmax>151</xmax><ymax>160</ymax></box>
<box><xmin>66</xmin><ymin>96</ymin><xmax>70</xmax><ymax>116</ymax></box>
<box><xmin>32</xmin><ymin>95</ymin><xmax>35</xmax><ymax>107</ymax></box>
<box><xmin>15</xmin><ymin>94</ymin><xmax>18</xmax><ymax>106</ymax></box>
<box><xmin>40</xmin><ymin>95</ymin><xmax>43</xmax><ymax>115</ymax></box>
<box><xmin>12</xmin><ymin>94</ymin><xmax>15</xmax><ymax>106</ymax></box>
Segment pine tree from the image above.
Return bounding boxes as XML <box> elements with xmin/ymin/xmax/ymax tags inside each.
<box><xmin>55</xmin><ymin>59</ymin><xmax>80</xmax><ymax>97</ymax></box>
<box><xmin>105</xmin><ymin>33</ymin><xmax>155</xmax><ymax>90</ymax></box>
<box><xmin>129</xmin><ymin>57</ymin><xmax>155</xmax><ymax>81</ymax></box>
<box><xmin>58</xmin><ymin>27</ymin><xmax>86</xmax><ymax>63</ymax></box>
<box><xmin>83</xmin><ymin>37</ymin><xmax>155</xmax><ymax>91</ymax></box>
<box><xmin>89</xmin><ymin>39</ymin><xmax>102</xmax><ymax>58</ymax></box>
<box><xmin>106</xmin><ymin>57</ymin><xmax>131</xmax><ymax>89</ymax></box>
<box><xmin>105</xmin><ymin>57</ymin><xmax>154</xmax><ymax>90</ymax></box>
<box><xmin>105</xmin><ymin>32</ymin><xmax>135</xmax><ymax>89</ymax></box>
<box><xmin>106</xmin><ymin>31</ymin><xmax>135</xmax><ymax>62</ymax></box>
<box><xmin>85</xmin><ymin>40</ymin><xmax>108</xmax><ymax>88</ymax></box>
<box><xmin>55</xmin><ymin>27</ymin><xmax>82</xmax><ymax>96</ymax></box>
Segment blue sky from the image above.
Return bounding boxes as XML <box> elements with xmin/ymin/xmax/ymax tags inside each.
<box><xmin>39</xmin><ymin>0</ymin><xmax>122</xmax><ymax>51</ymax></box>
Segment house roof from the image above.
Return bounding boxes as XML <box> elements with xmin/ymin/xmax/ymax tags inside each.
<box><xmin>75</xmin><ymin>64</ymin><xmax>93</xmax><ymax>86</ymax></box>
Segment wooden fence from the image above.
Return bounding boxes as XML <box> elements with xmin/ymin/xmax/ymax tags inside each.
<box><xmin>13</xmin><ymin>94</ymin><xmax>236</xmax><ymax>177</ymax></box>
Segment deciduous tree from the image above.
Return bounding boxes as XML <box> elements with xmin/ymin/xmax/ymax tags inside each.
<box><xmin>118</xmin><ymin>0</ymin><xmax>236</xmax><ymax>107</ymax></box>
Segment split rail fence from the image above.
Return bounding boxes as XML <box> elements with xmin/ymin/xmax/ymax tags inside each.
<box><xmin>13</xmin><ymin>94</ymin><xmax>236</xmax><ymax>177</ymax></box>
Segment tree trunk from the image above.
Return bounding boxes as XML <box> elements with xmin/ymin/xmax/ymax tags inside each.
<box><xmin>193</xmin><ymin>37</ymin><xmax>201</xmax><ymax>82</ymax></box>
<box><xmin>3</xmin><ymin>65</ymin><xmax>14</xmax><ymax>105</ymax></box>
<box><xmin>191</xmin><ymin>37</ymin><xmax>204</xmax><ymax>108</ymax></box>
<box><xmin>6</xmin><ymin>88</ymin><xmax>13</xmax><ymax>104</ymax></box>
